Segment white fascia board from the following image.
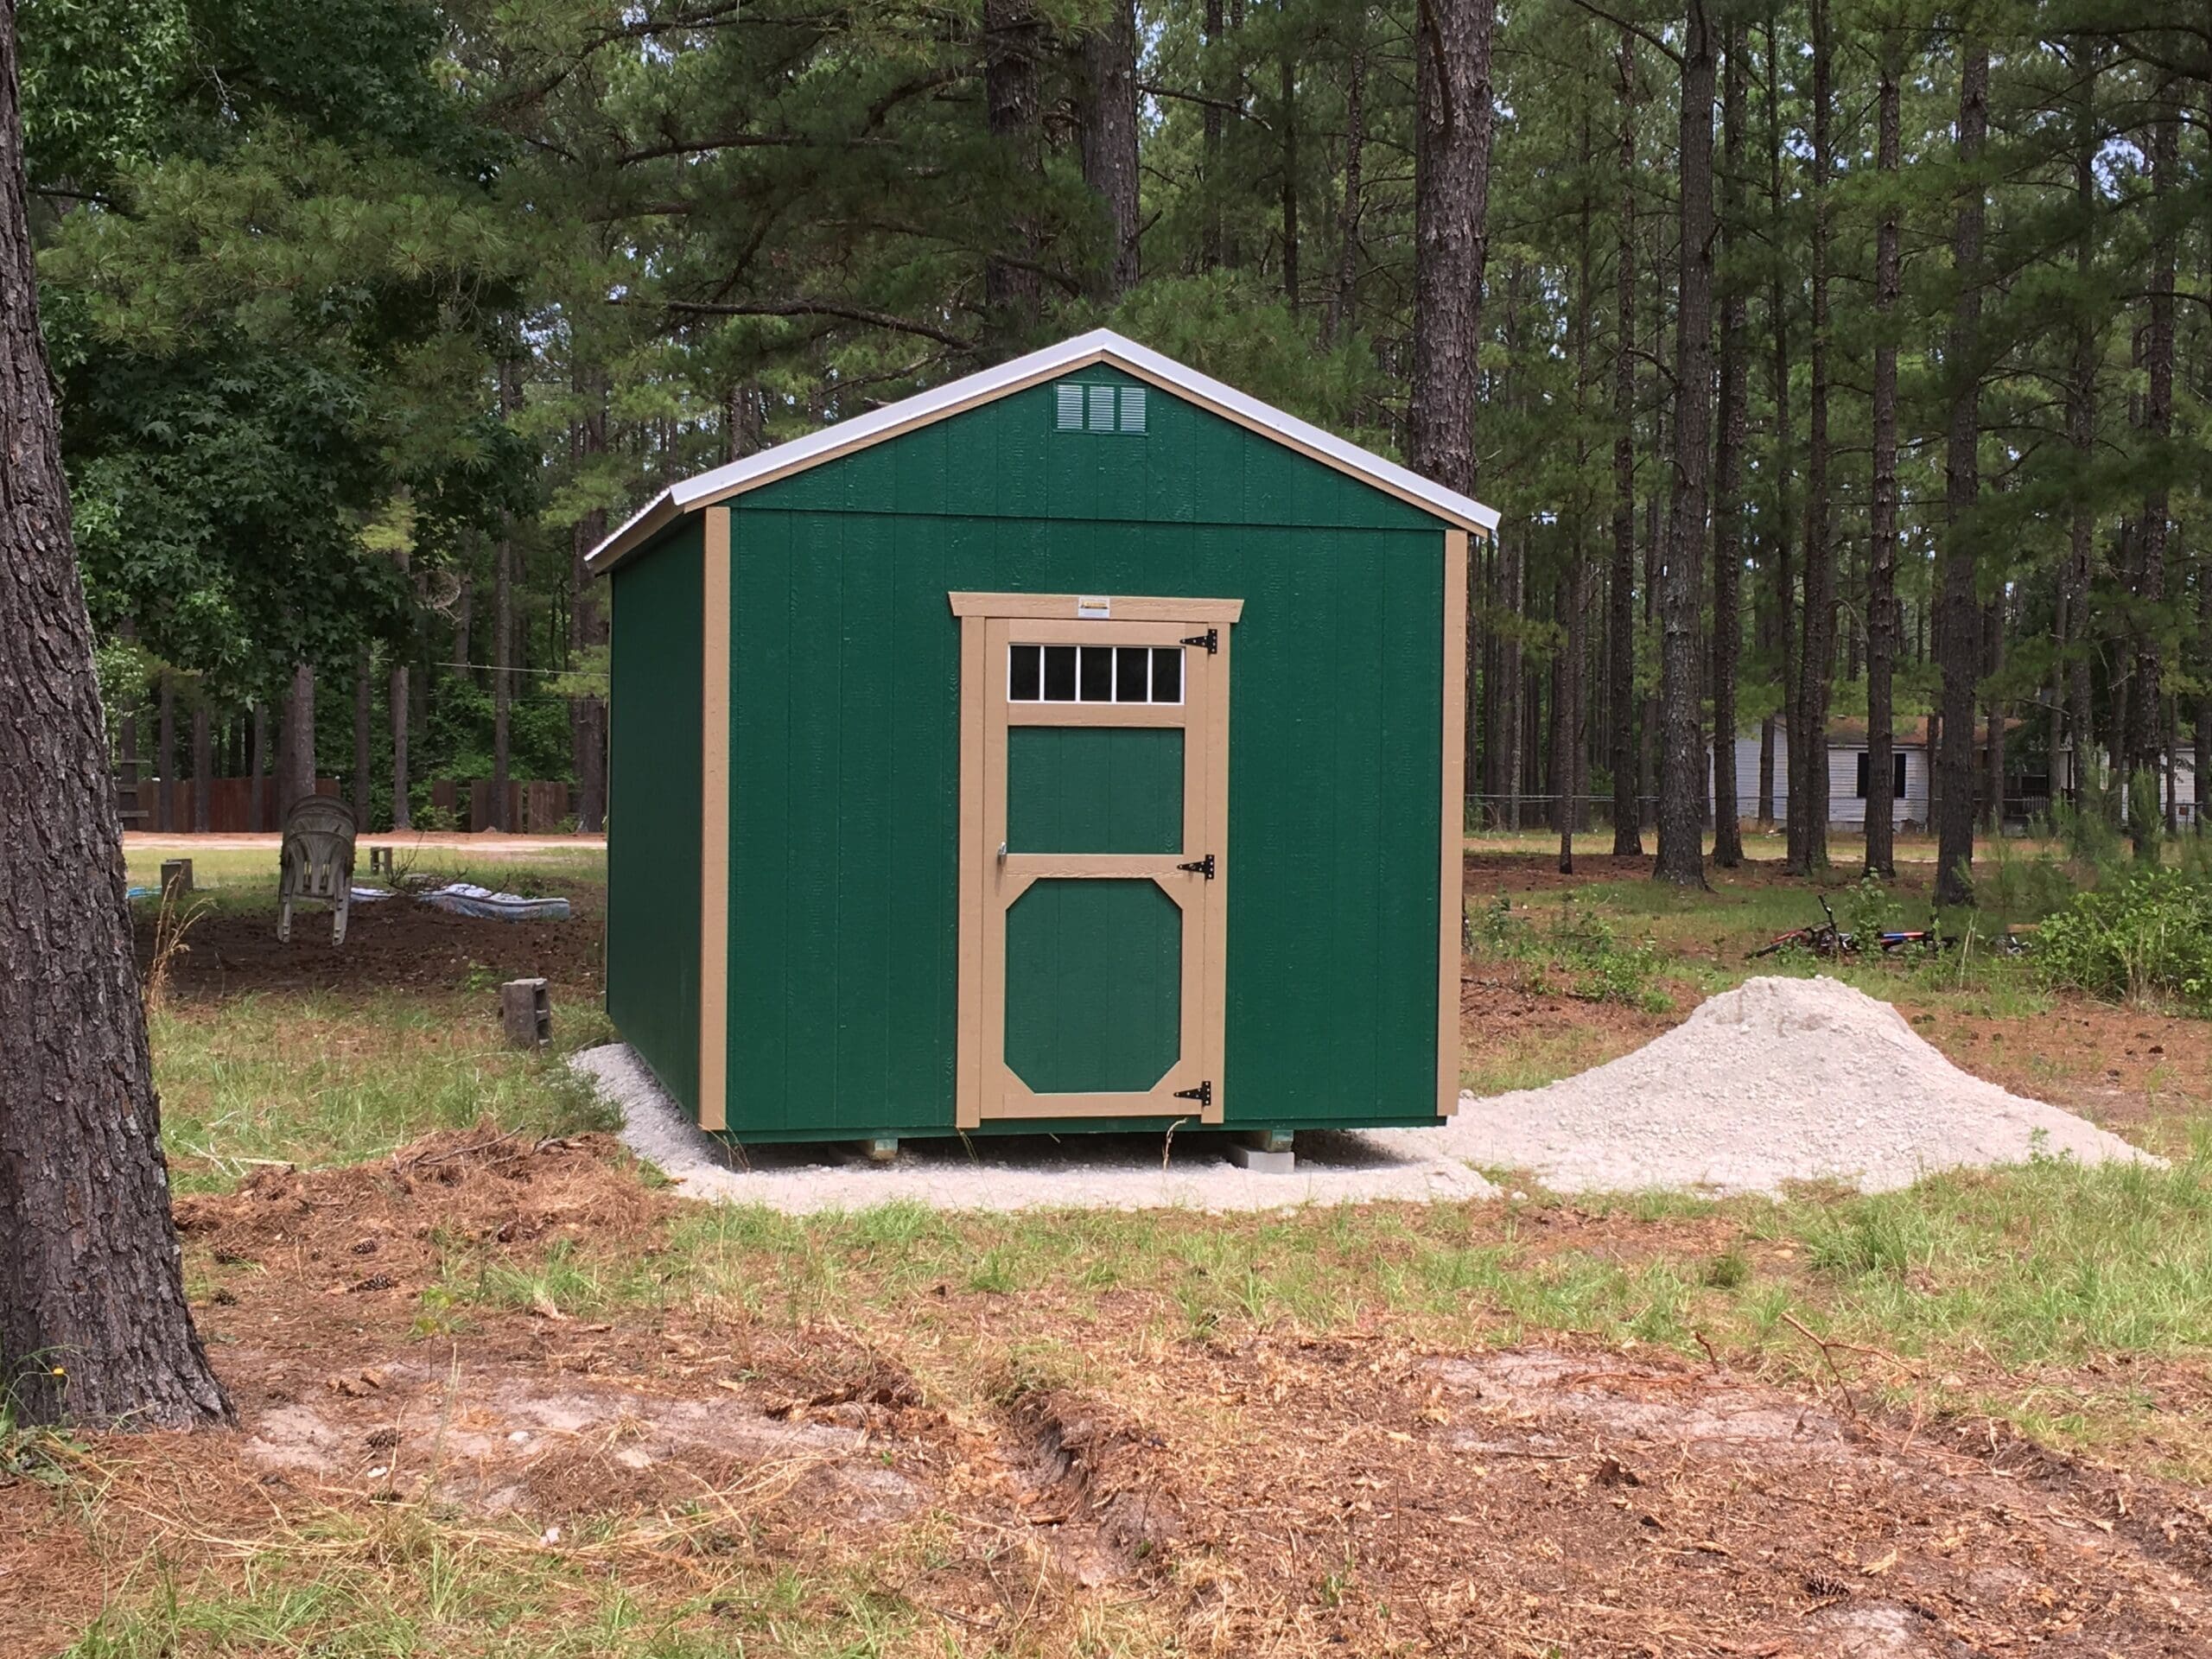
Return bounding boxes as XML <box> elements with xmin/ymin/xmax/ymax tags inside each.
<box><xmin>586</xmin><ymin>328</ymin><xmax>1501</xmax><ymax>572</ymax></box>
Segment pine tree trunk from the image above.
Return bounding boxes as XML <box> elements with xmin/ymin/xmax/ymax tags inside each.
<box><xmin>156</xmin><ymin>671</ymin><xmax>175</xmax><ymax>833</ymax></box>
<box><xmin>1279</xmin><ymin>55</ymin><xmax>1300</xmax><ymax>308</ymax></box>
<box><xmin>1709</xmin><ymin>18</ymin><xmax>1748</xmax><ymax>869</ymax></box>
<box><xmin>982</xmin><ymin>0</ymin><xmax>1043</xmax><ymax>346</ymax></box>
<box><xmin>1325</xmin><ymin>31</ymin><xmax>1364</xmax><ymax>346</ymax></box>
<box><xmin>1789</xmin><ymin>0</ymin><xmax>1834</xmax><ymax>876</ymax></box>
<box><xmin>1079</xmin><ymin>0</ymin><xmax>1141</xmax><ymax>298</ymax></box>
<box><xmin>2064</xmin><ymin>63</ymin><xmax>2099</xmax><ymax>808</ymax></box>
<box><xmin>1609</xmin><ymin>31</ymin><xmax>1641</xmax><ymax>856</ymax></box>
<box><xmin>2129</xmin><ymin>91</ymin><xmax>2177</xmax><ymax>856</ymax></box>
<box><xmin>1407</xmin><ymin>0</ymin><xmax>1497</xmax><ymax>501</ymax></box>
<box><xmin>281</xmin><ymin>664</ymin><xmax>315</xmax><ymax>816</ymax></box>
<box><xmin>0</xmin><ymin>3</ymin><xmax>229</xmax><ymax>1429</ymax></box>
<box><xmin>1501</xmin><ymin>537</ymin><xmax>1522</xmax><ymax>831</ymax></box>
<box><xmin>572</xmin><ymin>381</ymin><xmax>613</xmax><ymax>834</ymax></box>
<box><xmin>1865</xmin><ymin>29</ymin><xmax>1903</xmax><ymax>878</ymax></box>
<box><xmin>1935</xmin><ymin>38</ymin><xmax>1990</xmax><ymax>909</ymax></box>
<box><xmin>1202</xmin><ymin>0</ymin><xmax>1225</xmax><ymax>270</ymax></box>
<box><xmin>353</xmin><ymin>648</ymin><xmax>372</xmax><ymax>826</ymax></box>
<box><xmin>190</xmin><ymin>703</ymin><xmax>211</xmax><ymax>832</ymax></box>
<box><xmin>1656</xmin><ymin>0</ymin><xmax>1716</xmax><ymax>887</ymax></box>
<box><xmin>1985</xmin><ymin>600</ymin><xmax>2005</xmax><ymax>833</ymax></box>
<box><xmin>493</xmin><ymin>534</ymin><xmax>512</xmax><ymax>831</ymax></box>
<box><xmin>1763</xmin><ymin>13</ymin><xmax>1793</xmax><ymax>836</ymax></box>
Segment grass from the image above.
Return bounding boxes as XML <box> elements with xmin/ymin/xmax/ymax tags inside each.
<box><xmin>153</xmin><ymin>993</ymin><xmax>615</xmax><ymax>1191</ymax></box>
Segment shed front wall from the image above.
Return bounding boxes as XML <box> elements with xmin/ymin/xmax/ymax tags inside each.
<box><xmin>713</xmin><ymin>372</ymin><xmax>1452</xmax><ymax>1139</ymax></box>
<box><xmin>605</xmin><ymin>517</ymin><xmax>705</xmax><ymax>1117</ymax></box>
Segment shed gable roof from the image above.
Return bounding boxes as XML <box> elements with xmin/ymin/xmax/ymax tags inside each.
<box><xmin>587</xmin><ymin>329</ymin><xmax>1501</xmax><ymax>573</ymax></box>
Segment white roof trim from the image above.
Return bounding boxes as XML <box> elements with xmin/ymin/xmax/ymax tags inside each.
<box><xmin>587</xmin><ymin>329</ymin><xmax>1501</xmax><ymax>572</ymax></box>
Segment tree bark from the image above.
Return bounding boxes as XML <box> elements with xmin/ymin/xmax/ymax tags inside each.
<box><xmin>1709</xmin><ymin>15</ymin><xmax>1747</xmax><ymax>870</ymax></box>
<box><xmin>1763</xmin><ymin>12</ymin><xmax>1793</xmax><ymax>835</ymax></box>
<box><xmin>1656</xmin><ymin>0</ymin><xmax>1716</xmax><ymax>887</ymax></box>
<box><xmin>1935</xmin><ymin>38</ymin><xmax>1989</xmax><ymax>909</ymax></box>
<box><xmin>1079</xmin><ymin>0</ymin><xmax>1141</xmax><ymax>298</ymax></box>
<box><xmin>572</xmin><ymin>379</ymin><xmax>616</xmax><ymax>834</ymax></box>
<box><xmin>1609</xmin><ymin>32</ymin><xmax>1642</xmax><ymax>856</ymax></box>
<box><xmin>1202</xmin><ymin>0</ymin><xmax>1225</xmax><ymax>270</ymax></box>
<box><xmin>1788</xmin><ymin>0</ymin><xmax>1834</xmax><ymax>875</ymax></box>
<box><xmin>493</xmin><ymin>534</ymin><xmax>512</xmax><ymax>831</ymax></box>
<box><xmin>1325</xmin><ymin>29</ymin><xmax>1365</xmax><ymax>346</ymax></box>
<box><xmin>1407</xmin><ymin>0</ymin><xmax>1498</xmax><ymax>500</ymax></box>
<box><xmin>156</xmin><ymin>671</ymin><xmax>175</xmax><ymax>833</ymax></box>
<box><xmin>353</xmin><ymin>647</ymin><xmax>372</xmax><ymax>826</ymax></box>
<box><xmin>2128</xmin><ymin>87</ymin><xmax>2177</xmax><ymax>855</ymax></box>
<box><xmin>1865</xmin><ymin>26</ymin><xmax>1903</xmax><ymax>878</ymax></box>
<box><xmin>190</xmin><ymin>702</ymin><xmax>210</xmax><ymax>832</ymax></box>
<box><xmin>1985</xmin><ymin>598</ymin><xmax>2005</xmax><ymax>833</ymax></box>
<box><xmin>2063</xmin><ymin>53</ymin><xmax>2100</xmax><ymax>807</ymax></box>
<box><xmin>280</xmin><ymin>664</ymin><xmax>314</xmax><ymax>817</ymax></box>
<box><xmin>982</xmin><ymin>0</ymin><xmax>1043</xmax><ymax>346</ymax></box>
<box><xmin>0</xmin><ymin>0</ymin><xmax>229</xmax><ymax>1430</ymax></box>
<box><xmin>1279</xmin><ymin>54</ymin><xmax>1300</xmax><ymax>310</ymax></box>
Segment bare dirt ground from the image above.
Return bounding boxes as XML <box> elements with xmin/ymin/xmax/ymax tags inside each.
<box><xmin>7</xmin><ymin>1134</ymin><xmax>2211</xmax><ymax>1656</ymax></box>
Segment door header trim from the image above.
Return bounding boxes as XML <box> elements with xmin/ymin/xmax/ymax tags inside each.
<box><xmin>949</xmin><ymin>591</ymin><xmax>1244</xmax><ymax>623</ymax></box>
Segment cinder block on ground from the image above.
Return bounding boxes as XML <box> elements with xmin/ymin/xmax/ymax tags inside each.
<box><xmin>1224</xmin><ymin>1137</ymin><xmax>1294</xmax><ymax>1174</ymax></box>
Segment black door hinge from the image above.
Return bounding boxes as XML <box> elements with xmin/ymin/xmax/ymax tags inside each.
<box><xmin>1173</xmin><ymin>1080</ymin><xmax>1213</xmax><ymax>1108</ymax></box>
<box><xmin>1176</xmin><ymin>853</ymin><xmax>1216</xmax><ymax>879</ymax></box>
<box><xmin>1180</xmin><ymin>627</ymin><xmax>1219</xmax><ymax>654</ymax></box>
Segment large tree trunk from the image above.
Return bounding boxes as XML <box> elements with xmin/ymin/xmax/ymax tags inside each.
<box><xmin>1935</xmin><ymin>39</ymin><xmax>1989</xmax><ymax>908</ymax></box>
<box><xmin>1865</xmin><ymin>28</ymin><xmax>1903</xmax><ymax>878</ymax></box>
<box><xmin>1079</xmin><ymin>0</ymin><xmax>1141</xmax><ymax>298</ymax></box>
<box><xmin>1561</xmin><ymin>98</ymin><xmax>1598</xmax><ymax>874</ymax></box>
<box><xmin>389</xmin><ymin>544</ymin><xmax>411</xmax><ymax>832</ymax></box>
<box><xmin>1788</xmin><ymin>0</ymin><xmax>1834</xmax><ymax>876</ymax></box>
<box><xmin>1202</xmin><ymin>0</ymin><xmax>1225</xmax><ymax>270</ymax></box>
<box><xmin>1279</xmin><ymin>54</ymin><xmax>1300</xmax><ymax>309</ymax></box>
<box><xmin>1609</xmin><ymin>33</ymin><xmax>1642</xmax><ymax>857</ymax></box>
<box><xmin>982</xmin><ymin>0</ymin><xmax>1043</xmax><ymax>346</ymax></box>
<box><xmin>1656</xmin><ymin>1</ymin><xmax>1716</xmax><ymax>887</ymax></box>
<box><xmin>2129</xmin><ymin>89</ymin><xmax>2177</xmax><ymax>856</ymax></box>
<box><xmin>1407</xmin><ymin>0</ymin><xmax>1497</xmax><ymax>500</ymax></box>
<box><xmin>0</xmin><ymin>2</ymin><xmax>229</xmax><ymax>1430</ymax></box>
<box><xmin>1985</xmin><ymin>599</ymin><xmax>2006</xmax><ymax>833</ymax></box>
<box><xmin>2062</xmin><ymin>54</ymin><xmax>2101</xmax><ymax>808</ymax></box>
<box><xmin>1709</xmin><ymin>16</ymin><xmax>1748</xmax><ymax>870</ymax></box>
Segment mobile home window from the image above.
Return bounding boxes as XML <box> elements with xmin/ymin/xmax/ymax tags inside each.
<box><xmin>1855</xmin><ymin>752</ymin><xmax>1907</xmax><ymax>799</ymax></box>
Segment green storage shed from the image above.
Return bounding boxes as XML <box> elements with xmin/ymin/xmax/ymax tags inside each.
<box><xmin>588</xmin><ymin>330</ymin><xmax>1499</xmax><ymax>1147</ymax></box>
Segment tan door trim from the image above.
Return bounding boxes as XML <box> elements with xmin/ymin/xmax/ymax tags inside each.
<box><xmin>950</xmin><ymin>591</ymin><xmax>1245</xmax><ymax>624</ymax></box>
<box><xmin>955</xmin><ymin>601</ymin><xmax>1231</xmax><ymax>1130</ymax></box>
<box><xmin>698</xmin><ymin>507</ymin><xmax>731</xmax><ymax>1132</ymax></box>
<box><xmin>1438</xmin><ymin>528</ymin><xmax>1472</xmax><ymax>1121</ymax></box>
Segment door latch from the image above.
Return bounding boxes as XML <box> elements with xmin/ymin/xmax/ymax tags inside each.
<box><xmin>1173</xmin><ymin>1080</ymin><xmax>1213</xmax><ymax>1108</ymax></box>
<box><xmin>1176</xmin><ymin>853</ymin><xmax>1216</xmax><ymax>880</ymax></box>
<box><xmin>1179</xmin><ymin>627</ymin><xmax>1218</xmax><ymax>654</ymax></box>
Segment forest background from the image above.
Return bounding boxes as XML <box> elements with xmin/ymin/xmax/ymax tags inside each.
<box><xmin>26</xmin><ymin>0</ymin><xmax>2211</xmax><ymax>895</ymax></box>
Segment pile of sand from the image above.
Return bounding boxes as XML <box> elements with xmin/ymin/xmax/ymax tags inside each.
<box><xmin>1432</xmin><ymin>974</ymin><xmax>2157</xmax><ymax>1196</ymax></box>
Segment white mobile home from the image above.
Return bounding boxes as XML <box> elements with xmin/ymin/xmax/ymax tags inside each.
<box><xmin>1719</xmin><ymin>720</ymin><xmax>1933</xmax><ymax>830</ymax></box>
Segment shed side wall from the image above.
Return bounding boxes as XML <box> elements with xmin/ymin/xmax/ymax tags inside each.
<box><xmin>724</xmin><ymin>506</ymin><xmax>1446</xmax><ymax>1138</ymax></box>
<box><xmin>607</xmin><ymin>518</ymin><xmax>704</xmax><ymax>1116</ymax></box>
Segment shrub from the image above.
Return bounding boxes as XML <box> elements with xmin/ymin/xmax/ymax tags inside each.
<box><xmin>2035</xmin><ymin>868</ymin><xmax>2212</xmax><ymax>1011</ymax></box>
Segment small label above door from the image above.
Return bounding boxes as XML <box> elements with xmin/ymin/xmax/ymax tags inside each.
<box><xmin>1077</xmin><ymin>595</ymin><xmax>1111</xmax><ymax>619</ymax></box>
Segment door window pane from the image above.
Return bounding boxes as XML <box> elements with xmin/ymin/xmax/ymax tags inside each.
<box><xmin>1043</xmin><ymin>645</ymin><xmax>1078</xmax><ymax>701</ymax></box>
<box><xmin>1114</xmin><ymin>647</ymin><xmax>1150</xmax><ymax>702</ymax></box>
<box><xmin>1008</xmin><ymin>644</ymin><xmax>1043</xmax><ymax>701</ymax></box>
<box><xmin>1078</xmin><ymin>645</ymin><xmax>1113</xmax><ymax>702</ymax></box>
<box><xmin>1151</xmin><ymin>647</ymin><xmax>1183</xmax><ymax>704</ymax></box>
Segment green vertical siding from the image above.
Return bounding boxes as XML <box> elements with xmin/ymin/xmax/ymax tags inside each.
<box><xmin>606</xmin><ymin>518</ymin><xmax>703</xmax><ymax>1116</ymax></box>
<box><xmin>1006</xmin><ymin>727</ymin><xmax>1185</xmax><ymax>854</ymax></box>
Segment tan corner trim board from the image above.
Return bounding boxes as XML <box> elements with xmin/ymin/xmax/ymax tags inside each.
<box><xmin>1438</xmin><ymin>528</ymin><xmax>1471</xmax><ymax>1121</ymax></box>
<box><xmin>698</xmin><ymin>507</ymin><xmax>731</xmax><ymax>1132</ymax></box>
<box><xmin>949</xmin><ymin>592</ymin><xmax>1244</xmax><ymax>623</ymax></box>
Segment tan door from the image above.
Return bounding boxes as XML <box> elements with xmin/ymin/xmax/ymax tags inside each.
<box><xmin>952</xmin><ymin>597</ymin><xmax>1236</xmax><ymax>1128</ymax></box>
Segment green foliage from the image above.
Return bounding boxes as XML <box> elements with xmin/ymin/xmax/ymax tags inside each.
<box><xmin>2036</xmin><ymin>868</ymin><xmax>2212</xmax><ymax>1012</ymax></box>
<box><xmin>1473</xmin><ymin>892</ymin><xmax>1666</xmax><ymax>1010</ymax></box>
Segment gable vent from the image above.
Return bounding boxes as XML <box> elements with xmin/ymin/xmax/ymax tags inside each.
<box><xmin>1052</xmin><ymin>380</ymin><xmax>1147</xmax><ymax>436</ymax></box>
